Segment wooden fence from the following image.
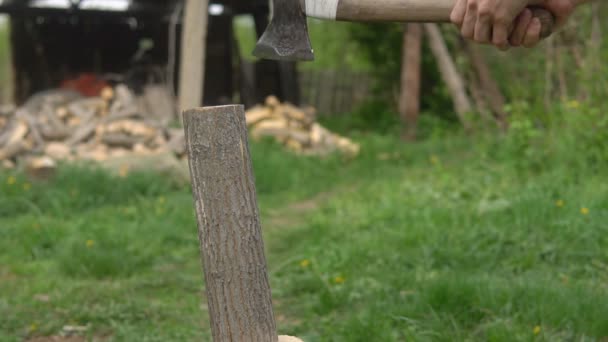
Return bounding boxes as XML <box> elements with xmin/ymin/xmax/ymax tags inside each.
<box><xmin>299</xmin><ymin>68</ymin><xmax>372</xmax><ymax>116</ymax></box>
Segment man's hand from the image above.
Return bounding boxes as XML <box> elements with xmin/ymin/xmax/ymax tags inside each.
<box><xmin>450</xmin><ymin>0</ymin><xmax>578</xmax><ymax>50</ymax></box>
<box><xmin>510</xmin><ymin>0</ymin><xmax>576</xmax><ymax>47</ymax></box>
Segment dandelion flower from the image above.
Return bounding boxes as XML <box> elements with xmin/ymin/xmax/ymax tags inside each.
<box><xmin>23</xmin><ymin>183</ymin><xmax>31</xmax><ymax>191</ymax></box>
<box><xmin>581</xmin><ymin>207</ymin><xmax>590</xmax><ymax>215</ymax></box>
<box><xmin>555</xmin><ymin>200</ymin><xmax>564</xmax><ymax>208</ymax></box>
<box><xmin>158</xmin><ymin>196</ymin><xmax>166</xmax><ymax>205</ymax></box>
<box><xmin>430</xmin><ymin>155</ymin><xmax>440</xmax><ymax>166</ymax></box>
<box><xmin>533</xmin><ymin>325</ymin><xmax>541</xmax><ymax>335</ymax></box>
<box><xmin>29</xmin><ymin>323</ymin><xmax>38</xmax><ymax>332</ymax></box>
<box><xmin>119</xmin><ymin>165</ymin><xmax>129</xmax><ymax>178</ymax></box>
<box><xmin>300</xmin><ymin>259</ymin><xmax>310</xmax><ymax>268</ymax></box>
<box><xmin>86</xmin><ymin>240</ymin><xmax>95</xmax><ymax>248</ymax></box>
<box><xmin>333</xmin><ymin>276</ymin><xmax>345</xmax><ymax>284</ymax></box>
<box><xmin>7</xmin><ymin>176</ymin><xmax>16</xmax><ymax>185</ymax></box>
<box><xmin>566</xmin><ymin>100</ymin><xmax>580</xmax><ymax>109</ymax></box>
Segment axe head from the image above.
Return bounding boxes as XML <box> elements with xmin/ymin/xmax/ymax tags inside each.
<box><xmin>253</xmin><ymin>0</ymin><xmax>314</xmax><ymax>61</ymax></box>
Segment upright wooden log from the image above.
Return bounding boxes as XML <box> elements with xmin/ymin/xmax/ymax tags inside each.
<box><xmin>183</xmin><ymin>105</ymin><xmax>278</xmax><ymax>342</ymax></box>
<box><xmin>399</xmin><ymin>23</ymin><xmax>422</xmax><ymax>141</ymax></box>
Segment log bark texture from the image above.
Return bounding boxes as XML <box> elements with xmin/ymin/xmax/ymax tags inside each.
<box><xmin>183</xmin><ymin>105</ymin><xmax>278</xmax><ymax>342</ymax></box>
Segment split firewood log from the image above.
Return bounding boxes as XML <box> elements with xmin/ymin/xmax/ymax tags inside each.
<box><xmin>22</xmin><ymin>89</ymin><xmax>81</xmax><ymax>115</ymax></box>
<box><xmin>102</xmin><ymin>132</ymin><xmax>145</xmax><ymax>149</ymax></box>
<box><xmin>265</xmin><ymin>95</ymin><xmax>281</xmax><ymax>109</ymax></box>
<box><xmin>250</xmin><ymin>118</ymin><xmax>289</xmax><ymax>140</ymax></box>
<box><xmin>278</xmin><ymin>103</ymin><xmax>315</xmax><ymax>128</ymax></box>
<box><xmin>14</xmin><ymin>109</ymin><xmax>45</xmax><ymax>152</ymax></box>
<box><xmin>68</xmin><ymin>98</ymin><xmax>105</xmax><ymax>119</ymax></box>
<box><xmin>56</xmin><ymin>106</ymin><xmax>69</xmax><ymax>120</ymax></box>
<box><xmin>40</xmin><ymin>108</ymin><xmax>70</xmax><ymax>141</ymax></box>
<box><xmin>45</xmin><ymin>142</ymin><xmax>72</xmax><ymax>160</ymax></box>
<box><xmin>133</xmin><ymin>143</ymin><xmax>153</xmax><ymax>155</ymax></box>
<box><xmin>66</xmin><ymin>120</ymin><xmax>98</xmax><ymax>147</ymax></box>
<box><xmin>0</xmin><ymin>119</ymin><xmax>28</xmax><ymax>149</ymax></box>
<box><xmin>101</xmin><ymin>86</ymin><xmax>115</xmax><ymax>102</ymax></box>
<box><xmin>76</xmin><ymin>143</ymin><xmax>109</xmax><ymax>162</ymax></box>
<box><xmin>26</xmin><ymin>156</ymin><xmax>57</xmax><ymax>179</ymax></box>
<box><xmin>310</xmin><ymin>123</ymin><xmax>332</xmax><ymax>145</ymax></box>
<box><xmin>245</xmin><ymin>106</ymin><xmax>274</xmax><ymax>127</ymax></box>
<box><xmin>108</xmin><ymin>147</ymin><xmax>131</xmax><ymax>158</ymax></box>
<box><xmin>0</xmin><ymin>141</ymin><xmax>27</xmax><ymax>160</ymax></box>
<box><xmin>335</xmin><ymin>136</ymin><xmax>361</xmax><ymax>156</ymax></box>
<box><xmin>104</xmin><ymin>120</ymin><xmax>150</xmax><ymax>136</ymax></box>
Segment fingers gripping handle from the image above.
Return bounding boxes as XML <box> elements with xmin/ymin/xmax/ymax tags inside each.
<box><xmin>529</xmin><ymin>7</ymin><xmax>555</xmax><ymax>39</ymax></box>
<box><xmin>304</xmin><ymin>0</ymin><xmax>554</xmax><ymax>39</ymax></box>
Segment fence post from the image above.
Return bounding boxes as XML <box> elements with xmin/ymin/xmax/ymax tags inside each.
<box><xmin>183</xmin><ymin>105</ymin><xmax>278</xmax><ymax>342</ymax></box>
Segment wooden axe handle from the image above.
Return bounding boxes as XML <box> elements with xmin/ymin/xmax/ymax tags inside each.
<box><xmin>304</xmin><ymin>0</ymin><xmax>554</xmax><ymax>38</ymax></box>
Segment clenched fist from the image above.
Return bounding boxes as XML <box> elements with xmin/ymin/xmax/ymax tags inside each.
<box><xmin>450</xmin><ymin>0</ymin><xmax>584</xmax><ymax>50</ymax></box>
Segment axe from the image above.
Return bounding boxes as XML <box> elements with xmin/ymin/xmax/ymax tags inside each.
<box><xmin>254</xmin><ymin>0</ymin><xmax>555</xmax><ymax>61</ymax></box>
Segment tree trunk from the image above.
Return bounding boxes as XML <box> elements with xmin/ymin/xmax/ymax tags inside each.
<box><xmin>544</xmin><ymin>36</ymin><xmax>555</xmax><ymax>109</ymax></box>
<box><xmin>465</xmin><ymin>42</ymin><xmax>508</xmax><ymax>130</ymax></box>
<box><xmin>183</xmin><ymin>105</ymin><xmax>278</xmax><ymax>342</ymax></box>
<box><xmin>467</xmin><ymin>71</ymin><xmax>496</xmax><ymax>127</ymax></box>
<box><xmin>424</xmin><ymin>24</ymin><xmax>472</xmax><ymax>131</ymax></box>
<box><xmin>590</xmin><ymin>2</ymin><xmax>602</xmax><ymax>51</ymax></box>
<box><xmin>179</xmin><ymin>0</ymin><xmax>209</xmax><ymax>111</ymax></box>
<box><xmin>399</xmin><ymin>23</ymin><xmax>422</xmax><ymax>141</ymax></box>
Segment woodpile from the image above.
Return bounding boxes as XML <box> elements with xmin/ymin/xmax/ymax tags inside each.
<box><xmin>0</xmin><ymin>89</ymin><xmax>359</xmax><ymax>177</ymax></box>
<box><xmin>247</xmin><ymin>96</ymin><xmax>360</xmax><ymax>157</ymax></box>
<box><xmin>0</xmin><ymin>84</ymin><xmax>184</xmax><ymax>174</ymax></box>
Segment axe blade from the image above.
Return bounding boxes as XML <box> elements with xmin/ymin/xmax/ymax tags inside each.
<box><xmin>253</xmin><ymin>0</ymin><xmax>314</xmax><ymax>61</ymax></box>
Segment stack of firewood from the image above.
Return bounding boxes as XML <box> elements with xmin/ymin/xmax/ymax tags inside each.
<box><xmin>0</xmin><ymin>84</ymin><xmax>184</xmax><ymax>173</ymax></box>
<box><xmin>247</xmin><ymin>96</ymin><xmax>360</xmax><ymax>157</ymax></box>
<box><xmin>0</xmin><ymin>88</ymin><xmax>359</xmax><ymax>176</ymax></box>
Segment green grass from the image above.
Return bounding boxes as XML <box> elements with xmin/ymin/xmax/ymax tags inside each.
<box><xmin>1</xmin><ymin>110</ymin><xmax>608</xmax><ymax>341</ymax></box>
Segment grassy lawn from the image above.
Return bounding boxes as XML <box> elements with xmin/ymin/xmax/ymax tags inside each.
<box><xmin>1</xmin><ymin>118</ymin><xmax>608</xmax><ymax>341</ymax></box>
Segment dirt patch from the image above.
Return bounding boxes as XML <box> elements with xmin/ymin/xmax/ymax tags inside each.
<box><xmin>26</xmin><ymin>337</ymin><xmax>85</xmax><ymax>342</ymax></box>
<box><xmin>26</xmin><ymin>335</ymin><xmax>111</xmax><ymax>342</ymax></box>
<box><xmin>263</xmin><ymin>191</ymin><xmax>339</xmax><ymax>229</ymax></box>
<box><xmin>0</xmin><ymin>266</ymin><xmax>17</xmax><ymax>281</ymax></box>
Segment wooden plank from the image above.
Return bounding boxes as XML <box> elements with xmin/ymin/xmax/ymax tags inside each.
<box><xmin>399</xmin><ymin>23</ymin><xmax>422</xmax><ymax>141</ymax></box>
<box><xmin>178</xmin><ymin>0</ymin><xmax>209</xmax><ymax>111</ymax></box>
<box><xmin>424</xmin><ymin>23</ymin><xmax>472</xmax><ymax>131</ymax></box>
<box><xmin>182</xmin><ymin>105</ymin><xmax>277</xmax><ymax>342</ymax></box>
